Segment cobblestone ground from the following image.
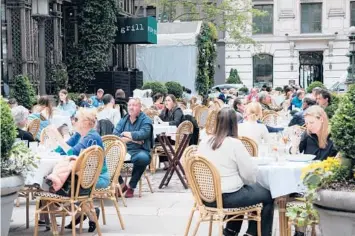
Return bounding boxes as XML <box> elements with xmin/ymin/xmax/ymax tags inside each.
<box><xmin>9</xmin><ymin>169</ymin><xmax>320</xmax><ymax>236</ymax></box>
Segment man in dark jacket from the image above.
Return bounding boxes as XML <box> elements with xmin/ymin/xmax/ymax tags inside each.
<box><xmin>288</xmin><ymin>97</ymin><xmax>316</xmax><ymax>127</ymax></box>
<box><xmin>113</xmin><ymin>98</ymin><xmax>153</xmax><ymax>198</ymax></box>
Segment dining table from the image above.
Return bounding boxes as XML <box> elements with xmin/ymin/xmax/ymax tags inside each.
<box><xmin>255</xmin><ymin>158</ymin><xmax>308</xmax><ymax>236</ymax></box>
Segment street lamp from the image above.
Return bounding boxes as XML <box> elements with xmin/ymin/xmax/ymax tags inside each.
<box><xmin>347</xmin><ymin>26</ymin><xmax>355</xmax><ymax>84</ymax></box>
<box><xmin>32</xmin><ymin>0</ymin><xmax>50</xmax><ymax>95</ymax></box>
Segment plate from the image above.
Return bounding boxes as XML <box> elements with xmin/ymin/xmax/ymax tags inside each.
<box><xmin>253</xmin><ymin>158</ymin><xmax>273</xmax><ymax>165</ymax></box>
<box><xmin>286</xmin><ymin>154</ymin><xmax>316</xmax><ymax>162</ymax></box>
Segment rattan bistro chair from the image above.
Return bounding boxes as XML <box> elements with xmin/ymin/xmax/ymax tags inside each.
<box><xmin>194</xmin><ymin>106</ymin><xmax>209</xmax><ymax>129</ymax></box>
<box><xmin>93</xmin><ymin>140</ymin><xmax>126</xmax><ymax>228</ymax></box>
<box><xmin>33</xmin><ymin>145</ymin><xmax>104</xmax><ymax>236</ymax></box>
<box><xmin>102</xmin><ymin>135</ymin><xmax>127</xmax><ymax>205</ymax></box>
<box><xmin>27</xmin><ymin>119</ymin><xmax>41</xmax><ymax>139</ymax></box>
<box><xmin>239</xmin><ymin>136</ymin><xmax>258</xmax><ymax>157</ymax></box>
<box><xmin>184</xmin><ymin>155</ymin><xmax>263</xmax><ymax>236</ymax></box>
<box><xmin>205</xmin><ymin>110</ymin><xmax>218</xmax><ymax>135</ymax></box>
<box><xmin>261</xmin><ymin>113</ymin><xmax>280</xmax><ymax>127</ymax></box>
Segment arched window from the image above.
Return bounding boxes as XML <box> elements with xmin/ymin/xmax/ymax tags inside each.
<box><xmin>253</xmin><ymin>54</ymin><xmax>273</xmax><ymax>87</ymax></box>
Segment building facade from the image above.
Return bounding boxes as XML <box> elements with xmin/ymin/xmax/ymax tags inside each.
<box><xmin>225</xmin><ymin>0</ymin><xmax>354</xmax><ymax>89</ymax></box>
<box><xmin>1</xmin><ymin>0</ymin><xmax>136</xmax><ymax>95</ymax></box>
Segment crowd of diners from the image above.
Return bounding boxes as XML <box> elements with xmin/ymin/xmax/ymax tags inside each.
<box><xmin>8</xmin><ymin>83</ymin><xmax>337</xmax><ymax>236</ymax></box>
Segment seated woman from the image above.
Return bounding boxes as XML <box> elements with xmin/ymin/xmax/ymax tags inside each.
<box><xmin>238</xmin><ymin>102</ymin><xmax>270</xmax><ymax>146</ymax></box>
<box><xmin>291</xmin><ymin>105</ymin><xmax>337</xmax><ymax>161</ymax></box>
<box><xmin>198</xmin><ymin>108</ymin><xmax>274</xmax><ymax>236</ymax></box>
<box><xmin>159</xmin><ymin>94</ymin><xmax>184</xmax><ymax>127</ymax></box>
<box><xmin>57</xmin><ymin>89</ymin><xmax>77</xmax><ymax>116</ymax></box>
<box><xmin>11</xmin><ymin>106</ymin><xmax>35</xmax><ymax>142</ymax></box>
<box><xmin>152</xmin><ymin>93</ymin><xmax>164</xmax><ymax>110</ymax></box>
<box><xmin>47</xmin><ymin>108</ymin><xmax>109</xmax><ymax>232</ymax></box>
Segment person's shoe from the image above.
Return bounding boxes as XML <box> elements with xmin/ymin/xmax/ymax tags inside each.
<box><xmin>125</xmin><ymin>188</ymin><xmax>135</xmax><ymax>198</ymax></box>
<box><xmin>294</xmin><ymin>231</ymin><xmax>305</xmax><ymax>236</ymax></box>
<box><xmin>65</xmin><ymin>215</ymin><xmax>87</xmax><ymax>229</ymax></box>
<box><xmin>88</xmin><ymin>208</ymin><xmax>100</xmax><ymax>233</ymax></box>
<box><xmin>223</xmin><ymin>227</ymin><xmax>237</xmax><ymax>236</ymax></box>
<box><xmin>116</xmin><ymin>184</ymin><xmax>128</xmax><ymax>198</ymax></box>
<box><xmin>38</xmin><ymin>220</ymin><xmax>46</xmax><ymax>226</ymax></box>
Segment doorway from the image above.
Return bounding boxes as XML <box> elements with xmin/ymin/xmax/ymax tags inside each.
<box><xmin>299</xmin><ymin>51</ymin><xmax>323</xmax><ymax>89</ymax></box>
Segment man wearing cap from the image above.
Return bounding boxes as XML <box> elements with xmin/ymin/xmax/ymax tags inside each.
<box><xmin>90</xmin><ymin>89</ymin><xmax>104</xmax><ymax>107</ymax></box>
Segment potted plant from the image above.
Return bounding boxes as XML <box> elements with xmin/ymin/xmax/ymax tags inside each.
<box><xmin>0</xmin><ymin>97</ymin><xmax>39</xmax><ymax>236</ymax></box>
<box><xmin>288</xmin><ymin>85</ymin><xmax>355</xmax><ymax>236</ymax></box>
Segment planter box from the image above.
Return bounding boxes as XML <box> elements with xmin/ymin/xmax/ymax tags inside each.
<box><xmin>1</xmin><ymin>176</ymin><xmax>24</xmax><ymax>236</ymax></box>
<box><xmin>314</xmin><ymin>189</ymin><xmax>355</xmax><ymax>236</ymax></box>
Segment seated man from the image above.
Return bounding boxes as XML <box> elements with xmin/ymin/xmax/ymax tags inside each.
<box><xmin>289</xmin><ymin>97</ymin><xmax>316</xmax><ymax>127</ymax></box>
<box><xmin>259</xmin><ymin>91</ymin><xmax>282</xmax><ymax>113</ymax></box>
<box><xmin>11</xmin><ymin>105</ymin><xmax>35</xmax><ymax>142</ymax></box>
<box><xmin>113</xmin><ymin>97</ymin><xmax>153</xmax><ymax>198</ymax></box>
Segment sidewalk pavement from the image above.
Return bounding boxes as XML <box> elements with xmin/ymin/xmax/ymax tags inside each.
<box><xmin>9</xmin><ymin>171</ymin><xmax>283</xmax><ymax>236</ymax></box>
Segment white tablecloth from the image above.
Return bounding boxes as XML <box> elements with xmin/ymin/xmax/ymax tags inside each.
<box><xmin>257</xmin><ymin>161</ymin><xmax>307</xmax><ymax>198</ymax></box>
<box><xmin>25</xmin><ymin>154</ymin><xmax>63</xmax><ymax>188</ymax></box>
<box><xmin>153</xmin><ymin>124</ymin><xmax>177</xmax><ymax>141</ymax></box>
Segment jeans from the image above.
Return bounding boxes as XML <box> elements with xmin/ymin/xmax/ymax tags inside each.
<box><xmin>222</xmin><ymin>183</ymin><xmax>274</xmax><ymax>236</ymax></box>
<box><xmin>119</xmin><ymin>149</ymin><xmax>151</xmax><ymax>189</ymax></box>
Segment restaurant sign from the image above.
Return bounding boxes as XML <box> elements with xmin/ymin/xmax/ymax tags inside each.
<box><xmin>115</xmin><ymin>16</ymin><xmax>157</xmax><ymax>44</ymax></box>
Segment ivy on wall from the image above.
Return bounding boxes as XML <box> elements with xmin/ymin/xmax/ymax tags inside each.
<box><xmin>67</xmin><ymin>0</ymin><xmax>117</xmax><ymax>92</ymax></box>
<box><xmin>195</xmin><ymin>22</ymin><xmax>217</xmax><ymax>96</ymax></box>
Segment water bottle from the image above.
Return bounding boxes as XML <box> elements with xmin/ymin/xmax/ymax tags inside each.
<box><xmin>259</xmin><ymin>138</ymin><xmax>268</xmax><ymax>158</ymax></box>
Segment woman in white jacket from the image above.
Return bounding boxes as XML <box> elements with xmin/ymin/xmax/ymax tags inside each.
<box><xmin>198</xmin><ymin>108</ymin><xmax>274</xmax><ymax>236</ymax></box>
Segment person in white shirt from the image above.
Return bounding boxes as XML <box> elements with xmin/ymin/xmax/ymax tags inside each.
<box><xmin>97</xmin><ymin>94</ymin><xmax>121</xmax><ymax>126</ymax></box>
<box><xmin>238</xmin><ymin>102</ymin><xmax>270</xmax><ymax>146</ymax></box>
<box><xmin>198</xmin><ymin>108</ymin><xmax>274</xmax><ymax>236</ymax></box>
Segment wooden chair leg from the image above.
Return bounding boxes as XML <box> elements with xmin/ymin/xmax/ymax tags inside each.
<box><xmin>26</xmin><ymin>194</ymin><xmax>30</xmax><ymax>229</ymax></box>
<box><xmin>91</xmin><ymin>201</ymin><xmax>102</xmax><ymax>236</ymax></box>
<box><xmin>112</xmin><ymin>197</ymin><xmax>125</xmax><ymax>230</ymax></box>
<box><xmin>100</xmin><ymin>199</ymin><xmax>106</xmax><ymax>225</ymax></box>
<box><xmin>16</xmin><ymin>197</ymin><xmax>20</xmax><ymax>207</ymax></box>
<box><xmin>218</xmin><ymin>221</ymin><xmax>224</xmax><ymax>236</ymax></box>
<box><xmin>208</xmin><ymin>215</ymin><xmax>213</xmax><ymax>236</ymax></box>
<box><xmin>61</xmin><ymin>212</ymin><xmax>66</xmax><ymax>235</ymax></box>
<box><xmin>79</xmin><ymin>213</ymin><xmax>84</xmax><ymax>234</ymax></box>
<box><xmin>192</xmin><ymin>219</ymin><xmax>201</xmax><ymax>236</ymax></box>
<box><xmin>145</xmin><ymin>173</ymin><xmax>154</xmax><ymax>193</ymax></box>
<box><xmin>139</xmin><ymin>178</ymin><xmax>143</xmax><ymax>197</ymax></box>
<box><xmin>184</xmin><ymin>204</ymin><xmax>196</xmax><ymax>236</ymax></box>
<box><xmin>257</xmin><ymin>215</ymin><xmax>262</xmax><ymax>236</ymax></box>
<box><xmin>34</xmin><ymin>200</ymin><xmax>40</xmax><ymax>236</ymax></box>
<box><xmin>116</xmin><ymin>185</ymin><xmax>127</xmax><ymax>207</ymax></box>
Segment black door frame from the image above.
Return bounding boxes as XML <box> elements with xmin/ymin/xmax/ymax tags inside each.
<box><xmin>299</xmin><ymin>51</ymin><xmax>324</xmax><ymax>88</ymax></box>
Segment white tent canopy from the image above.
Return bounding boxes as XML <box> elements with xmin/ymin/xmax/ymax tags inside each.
<box><xmin>136</xmin><ymin>21</ymin><xmax>202</xmax><ymax>93</ymax></box>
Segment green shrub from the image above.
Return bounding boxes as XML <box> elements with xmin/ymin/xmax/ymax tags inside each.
<box><xmin>165</xmin><ymin>81</ymin><xmax>183</xmax><ymax>98</ymax></box>
<box><xmin>68</xmin><ymin>93</ymin><xmax>82</xmax><ymax>105</ymax></box>
<box><xmin>226</xmin><ymin>68</ymin><xmax>242</xmax><ymax>84</ymax></box>
<box><xmin>325</xmin><ymin>93</ymin><xmax>342</xmax><ymax>119</ymax></box>
<box><xmin>306</xmin><ymin>81</ymin><xmax>326</xmax><ymax>93</ymax></box>
<box><xmin>0</xmin><ymin>97</ymin><xmax>17</xmax><ymax>159</ymax></box>
<box><xmin>239</xmin><ymin>86</ymin><xmax>249</xmax><ymax>94</ymax></box>
<box><xmin>275</xmin><ymin>87</ymin><xmax>283</xmax><ymax>92</ymax></box>
<box><xmin>142</xmin><ymin>81</ymin><xmax>168</xmax><ymax>95</ymax></box>
<box><xmin>331</xmin><ymin>84</ymin><xmax>355</xmax><ymax>159</ymax></box>
<box><xmin>10</xmin><ymin>75</ymin><xmax>37</xmax><ymax>109</ymax></box>
<box><xmin>49</xmin><ymin>64</ymin><xmax>69</xmax><ymax>94</ymax></box>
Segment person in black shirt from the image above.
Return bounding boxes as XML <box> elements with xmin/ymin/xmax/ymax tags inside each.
<box><xmin>291</xmin><ymin>105</ymin><xmax>337</xmax><ymax>161</ymax></box>
<box><xmin>11</xmin><ymin>106</ymin><xmax>35</xmax><ymax>142</ymax></box>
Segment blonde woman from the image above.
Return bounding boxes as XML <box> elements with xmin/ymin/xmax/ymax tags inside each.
<box><xmin>238</xmin><ymin>102</ymin><xmax>270</xmax><ymax>145</ymax></box>
<box><xmin>292</xmin><ymin>105</ymin><xmax>337</xmax><ymax>161</ymax></box>
<box><xmin>47</xmin><ymin>108</ymin><xmax>109</xmax><ymax>232</ymax></box>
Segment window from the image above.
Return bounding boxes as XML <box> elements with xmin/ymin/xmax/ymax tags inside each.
<box><xmin>351</xmin><ymin>2</ymin><xmax>355</xmax><ymax>26</ymax></box>
<box><xmin>253</xmin><ymin>5</ymin><xmax>273</xmax><ymax>34</ymax></box>
<box><xmin>301</xmin><ymin>3</ymin><xmax>322</xmax><ymax>33</ymax></box>
<box><xmin>253</xmin><ymin>54</ymin><xmax>273</xmax><ymax>87</ymax></box>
